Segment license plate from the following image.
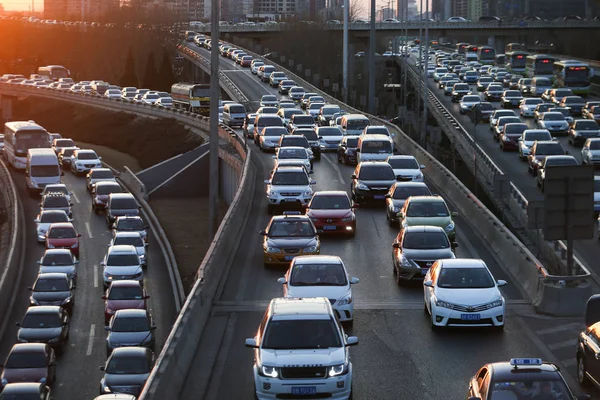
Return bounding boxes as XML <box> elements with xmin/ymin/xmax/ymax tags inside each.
<box><xmin>323</xmin><ymin>225</ymin><xmax>337</xmax><ymax>231</ymax></box>
<box><xmin>374</xmin><ymin>195</ymin><xmax>385</xmax><ymax>200</ymax></box>
<box><xmin>292</xmin><ymin>387</ymin><xmax>317</xmax><ymax>395</ymax></box>
<box><xmin>284</xmin><ymin>255</ymin><xmax>295</xmax><ymax>261</ymax></box>
<box><xmin>461</xmin><ymin>314</ymin><xmax>481</xmax><ymax>321</ymax></box>
<box><xmin>284</xmin><ymin>198</ymin><xmax>296</xmax><ymax>202</ymax></box>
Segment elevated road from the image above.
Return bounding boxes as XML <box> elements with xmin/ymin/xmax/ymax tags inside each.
<box><xmin>0</xmin><ymin>163</ymin><xmax>178</xmax><ymax>398</ymax></box>
<box><xmin>172</xmin><ymin>43</ymin><xmax>581</xmax><ymax>399</ymax></box>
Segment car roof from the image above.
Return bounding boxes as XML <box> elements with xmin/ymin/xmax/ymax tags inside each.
<box><xmin>48</xmin><ymin>222</ymin><xmax>74</xmax><ymax>229</ymax></box>
<box><xmin>312</xmin><ymin>190</ymin><xmax>348</xmax><ymax>197</ymax></box>
<box><xmin>359</xmin><ymin>161</ymin><xmax>391</xmax><ymax>168</ymax></box>
<box><xmin>114</xmin><ymin>309</ymin><xmax>147</xmax><ymax>318</ymax></box>
<box><xmin>439</xmin><ymin>258</ymin><xmax>485</xmax><ymax>268</ymax></box>
<box><xmin>37</xmin><ymin>272</ymin><xmax>69</xmax><ymax>280</ymax></box>
<box><xmin>10</xmin><ymin>343</ymin><xmax>47</xmax><ymax>353</ymax></box>
<box><xmin>114</xmin><ymin>231</ymin><xmax>143</xmax><ymax>239</ymax></box>
<box><xmin>403</xmin><ymin>225</ymin><xmax>446</xmax><ymax>233</ymax></box>
<box><xmin>90</xmin><ymin>168</ymin><xmax>112</xmax><ymax>173</ymax></box>
<box><xmin>115</xmin><ymin>216</ymin><xmax>143</xmax><ymax>223</ymax></box>
<box><xmin>387</xmin><ymin>155</ymin><xmax>417</xmax><ymax>161</ymax></box>
<box><xmin>43</xmin><ymin>248</ymin><xmax>72</xmax><ymax>255</ymax></box>
<box><xmin>96</xmin><ymin>181</ymin><xmax>121</xmax><ymax>187</ymax></box>
<box><xmin>1</xmin><ymin>382</ymin><xmax>45</xmax><ymax>394</ymax></box>
<box><xmin>109</xmin><ymin>193</ymin><xmax>135</xmax><ymax>199</ymax></box>
<box><xmin>40</xmin><ymin>209</ymin><xmax>68</xmax><ymax>216</ymax></box>
<box><xmin>109</xmin><ymin>280</ymin><xmax>142</xmax><ymax>288</ymax></box>
<box><xmin>407</xmin><ymin>195</ymin><xmax>444</xmax><ymax>203</ymax></box>
<box><xmin>292</xmin><ymin>255</ymin><xmax>343</xmax><ymax>264</ymax></box>
<box><xmin>25</xmin><ymin>305</ymin><xmax>62</xmax><ymax>314</ymax></box>
<box><xmin>269</xmin><ymin>297</ymin><xmax>332</xmax><ymax>318</ymax></box>
<box><xmin>270</xmin><ymin>214</ymin><xmax>311</xmax><ymax>222</ymax></box>
<box><xmin>488</xmin><ymin>360</ymin><xmax>560</xmax><ymax>380</ymax></box>
<box><xmin>111</xmin><ymin>346</ymin><xmax>149</xmax><ymax>357</ymax></box>
<box><xmin>108</xmin><ymin>245</ymin><xmax>138</xmax><ymax>254</ymax></box>
<box><xmin>393</xmin><ymin>181</ymin><xmax>429</xmax><ymax>188</ymax></box>
<box><xmin>278</xmin><ymin>146</ymin><xmax>307</xmax><ymax>152</ymax></box>
<box><xmin>94</xmin><ymin>394</ymin><xmax>137</xmax><ymax>400</ymax></box>
<box><xmin>76</xmin><ymin>149</ymin><xmax>96</xmax><ymax>154</ymax></box>
<box><xmin>273</xmin><ymin>166</ymin><xmax>306</xmax><ymax>173</ymax></box>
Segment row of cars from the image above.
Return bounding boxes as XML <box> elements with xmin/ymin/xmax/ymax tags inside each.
<box><xmin>0</xmin><ymin>125</ymin><xmax>158</xmax><ymax>399</ymax></box>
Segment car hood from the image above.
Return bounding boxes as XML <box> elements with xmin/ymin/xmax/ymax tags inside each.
<box><xmin>270</xmin><ymin>184</ymin><xmax>310</xmax><ymax>192</ymax></box>
<box><xmin>108</xmin><ymin>331</ymin><xmax>152</xmax><ymax>346</ymax></box>
<box><xmin>307</xmin><ymin>209</ymin><xmax>353</xmax><ymax>219</ymax></box>
<box><xmin>32</xmin><ymin>290</ymin><xmax>70</xmax><ymax>303</ymax></box>
<box><xmin>91</xmin><ymin>177</ymin><xmax>116</xmax><ymax>184</ymax></box>
<box><xmin>107</xmin><ymin>299</ymin><xmax>145</xmax><ymax>310</ymax></box>
<box><xmin>405</xmin><ymin>216</ymin><xmax>452</xmax><ymax>228</ymax></box>
<box><xmin>2</xmin><ymin>367</ymin><xmax>48</xmax><ymax>383</ymax></box>
<box><xmin>95</xmin><ymin>194</ymin><xmax>109</xmax><ymax>202</ymax></box>
<box><xmin>105</xmin><ymin>266</ymin><xmax>142</xmax><ymax>275</ymax></box>
<box><xmin>267</xmin><ymin>237</ymin><xmax>316</xmax><ymax>248</ymax></box>
<box><xmin>263</xmin><ymin>135</ymin><xmax>283</xmax><ymax>141</ymax></box>
<box><xmin>435</xmin><ymin>287</ymin><xmax>501</xmax><ymax>305</ymax></box>
<box><xmin>286</xmin><ymin>285</ymin><xmax>350</xmax><ymax>301</ymax></box>
<box><xmin>18</xmin><ymin>327</ymin><xmax>63</xmax><ymax>341</ymax></box>
<box><xmin>110</xmin><ymin>208</ymin><xmax>140</xmax><ymax>217</ymax></box>
<box><xmin>403</xmin><ymin>248</ymin><xmax>455</xmax><ymax>261</ymax></box>
<box><xmin>104</xmin><ymin>372</ymin><xmax>149</xmax><ymax>387</ymax></box>
<box><xmin>260</xmin><ymin>348</ymin><xmax>346</xmax><ymax>367</ymax></box>
<box><xmin>360</xmin><ymin>179</ymin><xmax>396</xmax><ymax>189</ymax></box>
<box><xmin>392</xmin><ymin>168</ymin><xmax>420</xmax><ymax>177</ymax></box>
<box><xmin>47</xmin><ymin>238</ymin><xmax>77</xmax><ymax>246</ymax></box>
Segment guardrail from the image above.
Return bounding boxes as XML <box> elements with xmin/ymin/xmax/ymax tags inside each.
<box><xmin>0</xmin><ymin>158</ymin><xmax>26</xmax><ymax>342</ymax></box>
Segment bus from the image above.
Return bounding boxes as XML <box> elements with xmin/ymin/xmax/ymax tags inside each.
<box><xmin>4</xmin><ymin>121</ymin><xmax>50</xmax><ymax>170</ymax></box>
<box><xmin>477</xmin><ymin>46</ymin><xmax>496</xmax><ymax>65</ymax></box>
<box><xmin>37</xmin><ymin>65</ymin><xmax>70</xmax><ymax>81</ymax></box>
<box><xmin>505</xmin><ymin>43</ymin><xmax>524</xmax><ymax>53</ymax></box>
<box><xmin>171</xmin><ymin>83</ymin><xmax>211</xmax><ymax>115</ymax></box>
<box><xmin>495</xmin><ymin>54</ymin><xmax>506</xmax><ymax>66</ymax></box>
<box><xmin>506</xmin><ymin>51</ymin><xmax>528</xmax><ymax>74</ymax></box>
<box><xmin>553</xmin><ymin>60</ymin><xmax>594</xmax><ymax>95</ymax></box>
<box><xmin>467</xmin><ymin>45</ymin><xmax>479</xmax><ymax>54</ymax></box>
<box><xmin>456</xmin><ymin>42</ymin><xmax>470</xmax><ymax>55</ymax></box>
<box><xmin>524</xmin><ymin>54</ymin><xmax>557</xmax><ymax>78</ymax></box>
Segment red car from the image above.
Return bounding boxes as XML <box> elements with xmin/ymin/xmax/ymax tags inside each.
<box><xmin>240</xmin><ymin>55</ymin><xmax>253</xmax><ymax>67</ymax></box>
<box><xmin>304</xmin><ymin>191</ymin><xmax>356</xmax><ymax>236</ymax></box>
<box><xmin>499</xmin><ymin>123</ymin><xmax>528</xmax><ymax>152</ymax></box>
<box><xmin>92</xmin><ymin>181</ymin><xmax>124</xmax><ymax>213</ymax></box>
<box><xmin>45</xmin><ymin>223</ymin><xmax>81</xmax><ymax>257</ymax></box>
<box><xmin>0</xmin><ymin>343</ymin><xmax>56</xmax><ymax>388</ymax></box>
<box><xmin>102</xmin><ymin>280</ymin><xmax>149</xmax><ymax>324</ymax></box>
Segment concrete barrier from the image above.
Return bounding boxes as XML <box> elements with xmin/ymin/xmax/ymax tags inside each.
<box><xmin>139</xmin><ymin>149</ymin><xmax>256</xmax><ymax>399</ymax></box>
<box><xmin>0</xmin><ymin>159</ymin><xmax>26</xmax><ymax>342</ymax></box>
<box><xmin>120</xmin><ymin>166</ymin><xmax>149</xmax><ymax>202</ymax></box>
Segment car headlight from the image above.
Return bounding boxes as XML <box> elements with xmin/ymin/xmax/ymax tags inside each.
<box><xmin>265</xmin><ymin>246</ymin><xmax>281</xmax><ymax>253</ymax></box>
<box><xmin>268</xmin><ymin>190</ymin><xmax>277</xmax><ymax>196</ymax></box>
<box><xmin>39</xmin><ymin>377</ymin><xmax>47</xmax><ymax>384</ymax></box>
<box><xmin>356</xmin><ymin>182</ymin><xmax>369</xmax><ymax>191</ymax></box>
<box><xmin>502</xmin><ymin>135</ymin><xmax>510</xmax><ymax>142</ymax></box>
<box><xmin>133</xmin><ymin>271</ymin><xmax>143</xmax><ymax>279</ymax></box>
<box><xmin>105</xmin><ymin>274</ymin><xmax>113</xmax><ymax>281</ymax></box>
<box><xmin>414</xmin><ymin>172</ymin><xmax>423</xmax><ymax>180</ymax></box>
<box><xmin>101</xmin><ymin>382</ymin><xmax>111</xmax><ymax>393</ymax></box>
<box><xmin>304</xmin><ymin>189</ymin><xmax>313</xmax><ymax>197</ymax></box>
<box><xmin>435</xmin><ymin>299</ymin><xmax>456</xmax><ymax>309</ymax></box>
<box><xmin>328</xmin><ymin>363</ymin><xmax>347</xmax><ymax>377</ymax></box>
<box><xmin>261</xmin><ymin>365</ymin><xmax>278</xmax><ymax>378</ymax></box>
<box><xmin>444</xmin><ymin>222</ymin><xmax>455</xmax><ymax>232</ymax></box>
<box><xmin>106</xmin><ymin>307</ymin><xmax>115</xmax><ymax>314</ymax></box>
<box><xmin>61</xmin><ymin>297</ymin><xmax>72</xmax><ymax>305</ymax></box>
<box><xmin>485</xmin><ymin>299</ymin><xmax>503</xmax><ymax>309</ymax></box>
<box><xmin>338</xmin><ymin>293</ymin><xmax>352</xmax><ymax>306</ymax></box>
<box><xmin>304</xmin><ymin>245</ymin><xmax>318</xmax><ymax>253</ymax></box>
<box><xmin>30</xmin><ymin>297</ymin><xmax>39</xmax><ymax>305</ymax></box>
<box><xmin>71</xmin><ymin>242</ymin><xmax>79</xmax><ymax>248</ymax></box>
<box><xmin>399</xmin><ymin>254</ymin><xmax>412</xmax><ymax>267</ymax></box>
<box><xmin>1</xmin><ymin>378</ymin><xmax>8</xmax><ymax>386</ymax></box>
<box><xmin>48</xmin><ymin>336</ymin><xmax>61</xmax><ymax>343</ymax></box>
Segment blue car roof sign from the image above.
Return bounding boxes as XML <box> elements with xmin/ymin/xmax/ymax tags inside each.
<box><xmin>510</xmin><ymin>358</ymin><xmax>543</xmax><ymax>367</ymax></box>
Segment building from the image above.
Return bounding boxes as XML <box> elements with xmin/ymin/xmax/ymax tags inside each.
<box><xmin>252</xmin><ymin>0</ymin><xmax>306</xmax><ymax>18</ymax></box>
<box><xmin>468</xmin><ymin>0</ymin><xmax>489</xmax><ymax>20</ymax></box>
<box><xmin>309</xmin><ymin>0</ymin><xmax>326</xmax><ymax>19</ymax></box>
<box><xmin>396</xmin><ymin>0</ymin><xmax>417</xmax><ymax>20</ymax></box>
<box><xmin>453</xmin><ymin>0</ymin><xmax>468</xmax><ymax>18</ymax></box>
<box><xmin>526</xmin><ymin>0</ymin><xmax>591</xmax><ymax>19</ymax></box>
<box><xmin>377</xmin><ymin>6</ymin><xmax>394</xmax><ymax>21</ymax></box>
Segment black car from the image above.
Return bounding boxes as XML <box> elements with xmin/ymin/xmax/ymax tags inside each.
<box><xmin>16</xmin><ymin>306</ymin><xmax>70</xmax><ymax>354</ymax></box>
<box><xmin>577</xmin><ymin>320</ymin><xmax>600</xmax><ymax>389</ymax></box>
<box><xmin>476</xmin><ymin>102</ymin><xmax>495</xmax><ymax>122</ymax></box>
<box><xmin>292</xmin><ymin>128</ymin><xmax>320</xmax><ymax>160</ymax></box>
<box><xmin>485</xmin><ymin>84</ymin><xmax>504</xmax><ymax>101</ymax></box>
<box><xmin>468</xmin><ymin>358</ymin><xmax>589</xmax><ymax>400</ymax></box>
<box><xmin>0</xmin><ymin>383</ymin><xmax>52</xmax><ymax>399</ymax></box>
<box><xmin>29</xmin><ymin>273</ymin><xmax>76</xmax><ymax>313</ymax></box>
<box><xmin>99</xmin><ymin>347</ymin><xmax>155</xmax><ymax>396</ymax></box>
<box><xmin>451</xmin><ymin>83</ymin><xmax>471</xmax><ymax>102</ymax></box>
<box><xmin>351</xmin><ymin>162</ymin><xmax>397</xmax><ymax>204</ymax></box>
<box><xmin>337</xmin><ymin>136</ymin><xmax>359</xmax><ymax>165</ymax></box>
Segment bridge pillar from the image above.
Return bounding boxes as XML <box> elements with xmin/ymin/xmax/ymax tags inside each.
<box><xmin>0</xmin><ymin>95</ymin><xmax>13</xmax><ymax>124</ymax></box>
<box><xmin>493</xmin><ymin>36</ymin><xmax>506</xmax><ymax>54</ymax></box>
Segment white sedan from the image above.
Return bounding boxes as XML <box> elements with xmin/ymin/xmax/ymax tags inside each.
<box><xmin>104</xmin><ymin>89</ymin><xmax>122</xmax><ymax>99</ymax></box>
<box><xmin>424</xmin><ymin>258</ymin><xmax>506</xmax><ymax>330</ymax></box>
<box><xmin>519</xmin><ymin>98</ymin><xmax>544</xmax><ymax>117</ymax></box>
<box><xmin>273</xmin><ymin>146</ymin><xmax>312</xmax><ymax>173</ymax></box>
<box><xmin>277</xmin><ymin>255</ymin><xmax>359</xmax><ymax>322</ymax></box>
<box><xmin>386</xmin><ymin>155</ymin><xmax>425</xmax><ymax>182</ymax></box>
<box><xmin>582</xmin><ymin>138</ymin><xmax>600</xmax><ymax>166</ymax></box>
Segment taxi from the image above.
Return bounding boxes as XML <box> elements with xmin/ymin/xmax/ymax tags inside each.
<box><xmin>467</xmin><ymin>358</ymin><xmax>590</xmax><ymax>400</ymax></box>
<box><xmin>260</xmin><ymin>212</ymin><xmax>320</xmax><ymax>267</ymax></box>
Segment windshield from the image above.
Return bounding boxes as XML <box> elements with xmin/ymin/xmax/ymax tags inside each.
<box><xmin>309</xmin><ymin>103</ymin><xmax>324</xmax><ymax>110</ymax></box>
<box><xmin>91</xmin><ymin>170</ymin><xmax>114</xmax><ymax>179</ymax></box>
<box><xmin>504</xmin><ymin>124</ymin><xmax>527</xmax><ymax>135</ymax></box>
<box><xmin>106</xmin><ymin>355</ymin><xmax>150</xmax><ymax>375</ymax></box>
<box><xmin>117</xmin><ymin>219</ymin><xmax>144</xmax><ymax>230</ymax></box>
<box><xmin>48</xmin><ymin>227</ymin><xmax>75</xmax><ymax>239</ymax></box>
<box><xmin>498</xmin><ymin>118</ymin><xmax>521</xmax><ymax>127</ymax></box>
<box><xmin>299</xmin><ymin>130</ymin><xmax>318</xmax><ymax>140</ymax></box>
<box><xmin>262</xmin><ymin>319</ymin><xmax>341</xmax><ymax>349</ymax></box>
<box><xmin>284</xmin><ymin>110</ymin><xmax>303</xmax><ymax>119</ymax></box>
<box><xmin>437</xmin><ymin>267</ymin><xmax>495</xmax><ymax>288</ymax></box>
<box><xmin>554</xmin><ymin>89</ymin><xmax>573</xmax><ymax>97</ymax></box>
<box><xmin>34</xmin><ymin>277</ymin><xmax>69</xmax><ymax>292</ymax></box>
<box><xmin>322</xmin><ymin>106</ymin><xmax>340</xmax><ymax>116</ymax></box>
<box><xmin>489</xmin><ymin>379</ymin><xmax>570</xmax><ymax>400</ymax></box>
<box><xmin>62</xmin><ymin>148</ymin><xmax>76</xmax><ymax>157</ymax></box>
<box><xmin>290</xmin><ymin>263</ymin><xmax>348</xmax><ymax>286</ymax></box>
<box><xmin>565</xmin><ymin>97</ymin><xmax>584</xmax><ymax>104</ymax></box>
<box><xmin>6</xmin><ymin>352</ymin><xmax>47</xmax><ymax>369</ymax></box>
<box><xmin>278</xmin><ymin>148</ymin><xmax>307</xmax><ymax>160</ymax></box>
<box><xmin>41</xmin><ymin>253</ymin><xmax>72</xmax><ymax>265</ymax></box>
<box><xmin>114</xmin><ymin>236</ymin><xmax>144</xmax><ymax>247</ymax></box>
<box><xmin>345</xmin><ymin>138</ymin><xmax>359</xmax><ymax>147</ymax></box>
<box><xmin>43</xmin><ymin>196</ymin><xmax>68</xmax><ymax>208</ymax></box>
<box><xmin>268</xmin><ymin>220</ymin><xmax>314</xmax><ymax>237</ymax></box>
<box><xmin>494</xmin><ymin>111</ymin><xmax>515</xmax><ymax>119</ymax></box>
<box><xmin>145</xmin><ymin>94</ymin><xmax>159</xmax><ymax>100</ymax></box>
<box><xmin>524</xmin><ymin>99</ymin><xmax>543</xmax><ymax>105</ymax></box>
<box><xmin>392</xmin><ymin>185</ymin><xmax>431</xmax><ymax>200</ymax></box>
<box><xmin>293</xmin><ymin>116</ymin><xmax>314</xmax><ymax>125</ymax></box>
<box><xmin>96</xmin><ymin>184</ymin><xmax>122</xmax><ymax>195</ymax></box>
<box><xmin>406</xmin><ymin>201</ymin><xmax>449</xmax><ymax>217</ymax></box>
<box><xmin>358</xmin><ymin>166</ymin><xmax>394</xmax><ymax>180</ymax></box>
<box><xmin>505</xmin><ymin>91</ymin><xmax>521</xmax><ymax>97</ymax></box>
<box><xmin>365</xmin><ymin>127</ymin><xmax>390</xmax><ymax>136</ymax></box>
<box><xmin>347</xmin><ymin>119</ymin><xmax>369</xmax><ymax>130</ymax></box>
<box><xmin>282</xmin><ymin>138</ymin><xmax>307</xmax><ymax>148</ymax></box>
<box><xmin>388</xmin><ymin>158</ymin><xmax>419</xmax><ymax>169</ymax></box>
<box><xmin>479</xmin><ymin>78</ymin><xmax>492</xmax><ymax>83</ymax></box>
<box><xmin>39</xmin><ymin>212</ymin><xmax>68</xmax><ymax>224</ymax></box>
<box><xmin>112</xmin><ymin>316</ymin><xmax>150</xmax><ymax>332</ymax></box>
<box><xmin>110</xmin><ymin>198</ymin><xmax>137</xmax><ymax>209</ymax></box>
<box><xmin>589</xmin><ymin>141</ymin><xmax>600</xmax><ymax>150</ymax></box>
<box><xmin>77</xmin><ymin>152</ymin><xmax>98</xmax><ymax>160</ymax></box>
<box><xmin>525</xmin><ymin>131</ymin><xmax>551</xmax><ymax>141</ymax></box>
<box><xmin>462</xmin><ymin>96</ymin><xmax>480</xmax><ymax>103</ymax></box>
<box><xmin>262</xmin><ymin>95</ymin><xmax>277</xmax><ymax>101</ymax></box>
<box><xmin>546</xmin><ymin>157</ymin><xmax>577</xmax><ymax>166</ymax></box>
<box><xmin>319</xmin><ymin>128</ymin><xmax>342</xmax><ymax>137</ymax></box>
<box><xmin>108</xmin><ymin>286</ymin><xmax>144</xmax><ymax>300</ymax></box>
<box><xmin>543</xmin><ymin>113</ymin><xmax>565</xmax><ymax>121</ymax></box>
<box><xmin>15</xmin><ymin>131</ymin><xmax>50</xmax><ymax>156</ymax></box>
<box><xmin>107</xmin><ymin>254</ymin><xmax>140</xmax><ymax>266</ymax></box>
<box><xmin>260</xmin><ymin>120</ymin><xmax>284</xmax><ymax>130</ymax></box>
<box><xmin>31</xmin><ymin>165</ymin><xmax>59</xmax><ymax>177</ymax></box>
<box><xmin>403</xmin><ymin>231</ymin><xmax>450</xmax><ymax>249</ymax></box>
<box><xmin>488</xmin><ymin>85</ymin><xmax>503</xmax><ymax>92</ymax></box>
<box><xmin>271</xmin><ymin>171</ymin><xmax>309</xmax><ymax>186</ymax></box>
<box><xmin>479</xmin><ymin>103</ymin><xmax>494</xmax><ymax>111</ymax></box>
<box><xmin>55</xmin><ymin>139</ymin><xmax>74</xmax><ymax>147</ymax></box>
<box><xmin>310</xmin><ymin>195</ymin><xmax>350</xmax><ymax>209</ymax></box>
<box><xmin>362</xmin><ymin>141</ymin><xmax>392</xmax><ymax>154</ymax></box>
<box><xmin>454</xmin><ymin>84</ymin><xmax>469</xmax><ymax>91</ymax></box>
<box><xmin>22</xmin><ymin>313</ymin><xmax>62</xmax><ymax>328</ymax></box>
<box><xmin>536</xmin><ymin>144</ymin><xmax>564</xmax><ymax>155</ymax></box>
<box><xmin>229</xmin><ymin>105</ymin><xmax>245</xmax><ymax>113</ymax></box>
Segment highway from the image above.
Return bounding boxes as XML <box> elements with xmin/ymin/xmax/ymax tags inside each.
<box><xmin>175</xmin><ymin>43</ymin><xmax>585</xmax><ymax>399</ymax></box>
<box><xmin>0</xmin><ymin>160</ymin><xmax>177</xmax><ymax>398</ymax></box>
<box><xmin>404</xmin><ymin>55</ymin><xmax>600</xmax><ymax>274</ymax></box>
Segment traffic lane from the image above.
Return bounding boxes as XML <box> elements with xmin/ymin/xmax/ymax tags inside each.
<box><xmin>196</xmin><ymin>308</ymin><xmax>547</xmax><ymax>400</ymax></box>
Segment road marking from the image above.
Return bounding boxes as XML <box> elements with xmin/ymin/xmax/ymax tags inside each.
<box><xmin>548</xmin><ymin>339</ymin><xmax>578</xmax><ymax>351</ymax></box>
<box><xmin>72</xmin><ymin>192</ymin><xmax>80</xmax><ymax>204</ymax></box>
<box><xmin>86</xmin><ymin>324</ymin><xmax>95</xmax><ymax>356</ymax></box>
<box><xmin>93</xmin><ymin>265</ymin><xmax>99</xmax><ymax>288</ymax></box>
<box><xmin>535</xmin><ymin>323</ymin><xmax>584</xmax><ymax>336</ymax></box>
<box><xmin>85</xmin><ymin>222</ymin><xmax>93</xmax><ymax>238</ymax></box>
<box><xmin>322</xmin><ymin>154</ymin><xmax>346</xmax><ymax>185</ymax></box>
<box><xmin>561</xmin><ymin>358</ymin><xmax>577</xmax><ymax>368</ymax></box>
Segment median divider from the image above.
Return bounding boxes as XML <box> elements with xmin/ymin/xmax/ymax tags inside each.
<box><xmin>0</xmin><ymin>159</ymin><xmax>26</xmax><ymax>342</ymax></box>
<box><xmin>139</xmin><ymin>148</ymin><xmax>256</xmax><ymax>399</ymax></box>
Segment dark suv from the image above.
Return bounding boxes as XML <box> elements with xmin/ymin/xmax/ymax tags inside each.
<box><xmin>351</xmin><ymin>162</ymin><xmax>396</xmax><ymax>204</ymax></box>
<box><xmin>106</xmin><ymin>193</ymin><xmax>140</xmax><ymax>226</ymax></box>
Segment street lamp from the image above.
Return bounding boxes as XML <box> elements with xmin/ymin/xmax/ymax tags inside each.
<box><xmin>342</xmin><ymin>0</ymin><xmax>348</xmax><ymax>103</ymax></box>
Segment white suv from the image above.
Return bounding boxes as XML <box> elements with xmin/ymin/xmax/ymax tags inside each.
<box><xmin>71</xmin><ymin>149</ymin><xmax>102</xmax><ymax>175</ymax></box>
<box><xmin>265</xmin><ymin>166</ymin><xmax>315</xmax><ymax>215</ymax></box>
<box><xmin>245</xmin><ymin>297</ymin><xmax>358</xmax><ymax>400</ymax></box>
<box><xmin>101</xmin><ymin>245</ymin><xmax>143</xmax><ymax>289</ymax></box>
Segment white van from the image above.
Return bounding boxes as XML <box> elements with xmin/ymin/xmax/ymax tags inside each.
<box><xmin>356</xmin><ymin>134</ymin><xmax>394</xmax><ymax>162</ymax></box>
<box><xmin>340</xmin><ymin>114</ymin><xmax>370</xmax><ymax>136</ymax></box>
<box><xmin>530</xmin><ymin>77</ymin><xmax>552</xmax><ymax>97</ymax></box>
<box><xmin>26</xmin><ymin>148</ymin><xmax>62</xmax><ymax>196</ymax></box>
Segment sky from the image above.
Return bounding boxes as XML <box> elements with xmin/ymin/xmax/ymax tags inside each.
<box><xmin>2</xmin><ymin>0</ymin><xmax>42</xmax><ymax>12</ymax></box>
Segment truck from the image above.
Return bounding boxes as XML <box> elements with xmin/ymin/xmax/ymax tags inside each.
<box><xmin>171</xmin><ymin>83</ymin><xmax>211</xmax><ymax>115</ymax></box>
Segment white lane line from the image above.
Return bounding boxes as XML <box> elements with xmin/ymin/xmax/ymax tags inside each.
<box><xmin>322</xmin><ymin>154</ymin><xmax>346</xmax><ymax>185</ymax></box>
<box><xmin>535</xmin><ymin>323</ymin><xmax>584</xmax><ymax>336</ymax></box>
<box><xmin>86</xmin><ymin>324</ymin><xmax>96</xmax><ymax>356</ymax></box>
<box><xmin>85</xmin><ymin>222</ymin><xmax>93</xmax><ymax>238</ymax></box>
<box><xmin>548</xmin><ymin>339</ymin><xmax>578</xmax><ymax>351</ymax></box>
<box><xmin>93</xmin><ymin>265</ymin><xmax>99</xmax><ymax>288</ymax></box>
<box><xmin>72</xmin><ymin>192</ymin><xmax>80</xmax><ymax>204</ymax></box>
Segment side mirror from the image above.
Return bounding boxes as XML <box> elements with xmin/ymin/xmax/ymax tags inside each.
<box><xmin>15</xmin><ymin>322</ymin><xmax>21</xmax><ymax>327</ymax></box>
<box><xmin>72</xmin><ymin>285</ymin><xmax>76</xmax><ymax>290</ymax></box>
<box><xmin>259</xmin><ymin>230</ymin><xmax>267</xmax><ymax>236</ymax></box>
<box><xmin>28</xmin><ymin>286</ymin><xmax>33</xmax><ymax>291</ymax></box>
<box><xmin>352</xmin><ymin>203</ymin><xmax>359</xmax><ymax>209</ymax></box>
<box><xmin>77</xmin><ymin>233</ymin><xmax>82</xmax><ymax>237</ymax></box>
<box><xmin>98</xmin><ymin>156</ymin><xmax>103</xmax><ymax>160</ymax></box>
<box><xmin>101</xmin><ymin>295</ymin><xmax>107</xmax><ymax>300</ymax></box>
<box><xmin>565</xmin><ymin>150</ymin><xmax>570</xmax><ymax>155</ymax></box>
<box><xmin>351</xmin><ymin>174</ymin><xmax>357</xmax><ymax>179</ymax></box>
<box><xmin>61</xmin><ymin>172</ymin><xmax>64</xmax><ymax>176</ymax></box>
<box><xmin>310</xmin><ymin>180</ymin><xmax>316</xmax><ymax>185</ymax></box>
<box><xmin>397</xmin><ymin>211</ymin><xmax>404</xmax><ymax>219</ymax></box>
<box><xmin>264</xmin><ymin>180</ymin><xmax>270</xmax><ymax>184</ymax></box>
<box><xmin>517</xmin><ymin>138</ymin><xmax>523</xmax><ymax>141</ymax></box>
<box><xmin>150</xmin><ymin>326</ymin><xmax>157</xmax><ymax>331</ymax></box>
<box><xmin>34</xmin><ymin>219</ymin><xmax>40</xmax><ymax>223</ymax></box>
<box><xmin>451</xmin><ymin>212</ymin><xmax>458</xmax><ymax>217</ymax></box>
<box><xmin>452</xmin><ymin>242</ymin><xmax>459</xmax><ymax>248</ymax></box>
<box><xmin>245</xmin><ymin>338</ymin><xmax>258</xmax><ymax>348</ymax></box>
<box><xmin>392</xmin><ymin>243</ymin><xmax>400</xmax><ymax>248</ymax></box>
<box><xmin>350</xmin><ymin>277</ymin><xmax>360</xmax><ymax>284</ymax></box>
<box><xmin>271</xmin><ymin>155</ymin><xmax>277</xmax><ymax>159</ymax></box>
<box><xmin>100</xmin><ymin>262</ymin><xmax>106</xmax><ymax>266</ymax></box>
<box><xmin>277</xmin><ymin>277</ymin><xmax>287</xmax><ymax>284</ymax></box>
<box><xmin>356</xmin><ymin>148</ymin><xmax>360</xmax><ymax>152</ymax></box>
<box><xmin>98</xmin><ymin>366</ymin><xmax>105</xmax><ymax>371</ymax></box>
<box><xmin>424</xmin><ymin>280</ymin><xmax>433</xmax><ymax>287</ymax></box>
<box><xmin>385</xmin><ymin>194</ymin><xmax>391</xmax><ymax>198</ymax></box>
<box><xmin>36</xmin><ymin>261</ymin><xmax>41</xmax><ymax>264</ymax></box>
<box><xmin>576</xmin><ymin>395</ymin><xmax>591</xmax><ymax>400</ymax></box>
<box><xmin>497</xmin><ymin>280</ymin><xmax>507</xmax><ymax>287</ymax></box>
<box><xmin>49</xmin><ymin>361</ymin><xmax>56</xmax><ymax>367</ymax></box>
<box><xmin>346</xmin><ymin>336</ymin><xmax>359</xmax><ymax>346</ymax></box>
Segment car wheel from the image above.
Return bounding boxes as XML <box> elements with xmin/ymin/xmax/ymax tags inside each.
<box><xmin>578</xmin><ymin>356</ymin><xmax>591</xmax><ymax>386</ymax></box>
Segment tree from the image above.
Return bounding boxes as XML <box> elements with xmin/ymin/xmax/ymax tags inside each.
<box><xmin>119</xmin><ymin>48</ymin><xmax>138</xmax><ymax>87</ymax></box>
<box><xmin>141</xmin><ymin>52</ymin><xmax>157</xmax><ymax>90</ymax></box>
<box><xmin>156</xmin><ymin>48</ymin><xmax>175</xmax><ymax>92</ymax></box>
